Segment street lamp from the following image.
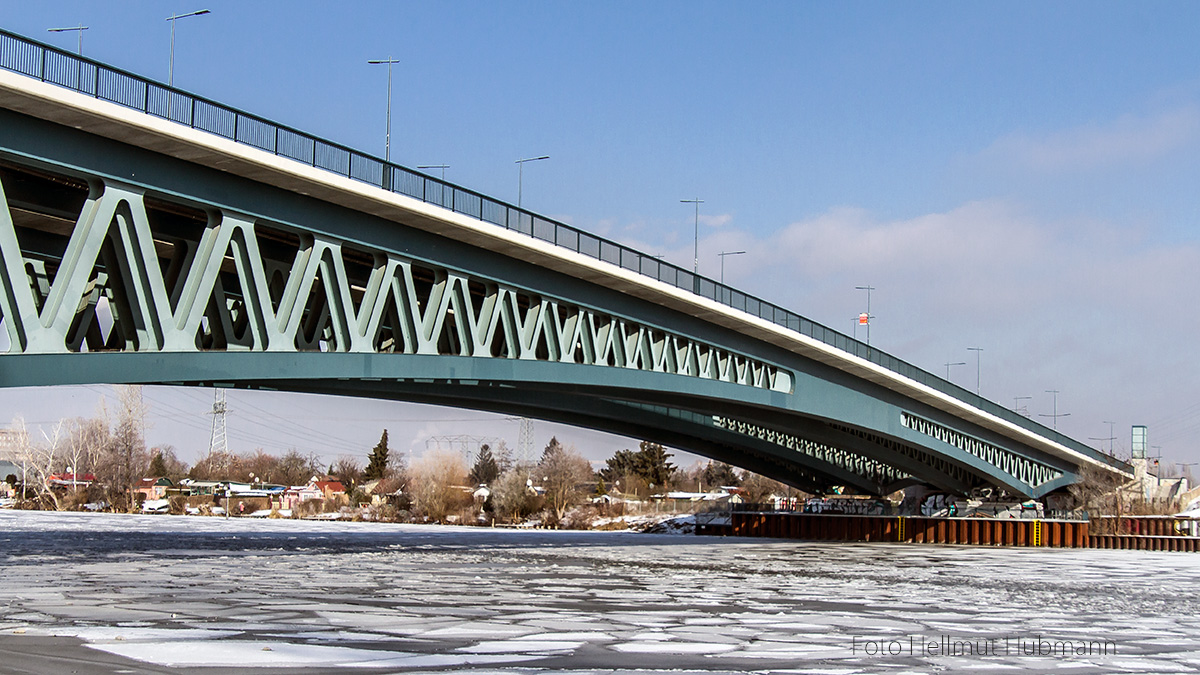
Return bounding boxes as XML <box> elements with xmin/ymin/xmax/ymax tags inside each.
<box><xmin>418</xmin><ymin>164</ymin><xmax>449</xmax><ymax>205</ymax></box>
<box><xmin>718</xmin><ymin>250</ymin><xmax>745</xmax><ymax>284</ymax></box>
<box><xmin>681</xmin><ymin>199</ymin><xmax>704</xmax><ymax>274</ymax></box>
<box><xmin>516</xmin><ymin>156</ymin><xmax>549</xmax><ymax>208</ymax></box>
<box><xmin>47</xmin><ymin>25</ymin><xmax>88</xmax><ymax>55</ymax></box>
<box><xmin>944</xmin><ymin>361</ymin><xmax>966</xmax><ymax>380</ymax></box>
<box><xmin>166</xmin><ymin>9</ymin><xmax>210</xmax><ymax>87</ymax></box>
<box><xmin>967</xmin><ymin>347</ymin><xmax>983</xmax><ymax>395</ymax></box>
<box><xmin>418</xmin><ymin>164</ymin><xmax>449</xmax><ymax>180</ymax></box>
<box><xmin>855</xmin><ymin>285</ymin><xmax>875</xmax><ymax>345</ymax></box>
<box><xmin>1039</xmin><ymin>389</ymin><xmax>1070</xmax><ymax>431</ymax></box>
<box><xmin>1013</xmin><ymin>396</ymin><xmax>1032</xmax><ymax>417</ymax></box>
<box><xmin>368</xmin><ymin>57</ymin><xmax>402</xmax><ymax>163</ymax></box>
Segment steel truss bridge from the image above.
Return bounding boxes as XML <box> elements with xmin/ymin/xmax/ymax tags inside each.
<box><xmin>0</xmin><ymin>29</ymin><xmax>1130</xmax><ymax>498</ymax></box>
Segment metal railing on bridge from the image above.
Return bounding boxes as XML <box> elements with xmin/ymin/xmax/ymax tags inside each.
<box><xmin>0</xmin><ymin>28</ymin><xmax>1124</xmax><ymax>471</ymax></box>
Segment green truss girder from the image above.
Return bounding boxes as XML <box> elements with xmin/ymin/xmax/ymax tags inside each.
<box><xmin>0</xmin><ymin>176</ymin><xmax>791</xmax><ymax>397</ymax></box>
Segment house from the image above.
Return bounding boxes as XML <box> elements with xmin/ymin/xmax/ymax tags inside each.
<box><xmin>311</xmin><ymin>477</ymin><xmax>346</xmax><ymax>501</ymax></box>
<box><xmin>46</xmin><ymin>472</ymin><xmax>95</xmax><ymax>489</ymax></box>
<box><xmin>135</xmin><ymin>477</ymin><xmax>173</xmax><ymax>501</ymax></box>
<box><xmin>362</xmin><ymin>477</ymin><xmax>405</xmax><ymax>507</ymax></box>
<box><xmin>178</xmin><ymin>479</ymin><xmax>222</xmax><ymax>496</ymax></box>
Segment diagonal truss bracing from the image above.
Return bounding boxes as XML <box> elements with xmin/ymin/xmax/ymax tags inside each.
<box><xmin>0</xmin><ymin>168</ymin><xmax>793</xmax><ymax>395</ymax></box>
<box><xmin>712</xmin><ymin>415</ymin><xmax>912</xmax><ymax>489</ymax></box>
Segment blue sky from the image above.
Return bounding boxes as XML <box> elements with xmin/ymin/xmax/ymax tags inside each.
<box><xmin>3</xmin><ymin>2</ymin><xmax>1200</xmax><ymax>470</ymax></box>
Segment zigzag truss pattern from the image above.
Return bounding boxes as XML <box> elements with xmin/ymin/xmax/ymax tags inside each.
<box><xmin>0</xmin><ymin>162</ymin><xmax>792</xmax><ymax>394</ymax></box>
<box><xmin>900</xmin><ymin>412</ymin><xmax>1063</xmax><ymax>488</ymax></box>
<box><xmin>712</xmin><ymin>415</ymin><xmax>911</xmax><ymax>489</ymax></box>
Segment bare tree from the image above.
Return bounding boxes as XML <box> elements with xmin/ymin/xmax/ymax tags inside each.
<box><xmin>1068</xmin><ymin>464</ymin><xmax>1124</xmax><ymax>532</ymax></box>
<box><xmin>409</xmin><ymin>450</ymin><xmax>469</xmax><ymax>522</ymax></box>
<box><xmin>65</xmin><ymin>416</ymin><xmax>109</xmax><ymax>490</ymax></box>
<box><xmin>491</xmin><ymin>467</ymin><xmax>542</xmax><ymax>523</ymax></box>
<box><xmin>538</xmin><ymin>444</ymin><xmax>594</xmax><ymax>524</ymax></box>
<box><xmin>12</xmin><ymin>417</ymin><xmax>63</xmax><ymax>510</ymax></box>
<box><xmin>493</xmin><ymin>439</ymin><xmax>513</xmax><ymax>474</ymax></box>
<box><xmin>333</xmin><ymin>456</ymin><xmax>363</xmax><ymax>489</ymax></box>
<box><xmin>739</xmin><ymin>471</ymin><xmax>791</xmax><ymax>504</ymax></box>
<box><xmin>275</xmin><ymin>450</ymin><xmax>322</xmax><ymax>486</ymax></box>
<box><xmin>102</xmin><ymin>385</ymin><xmax>149</xmax><ymax>511</ymax></box>
<box><xmin>188</xmin><ymin>449</ymin><xmax>237</xmax><ymax>480</ymax></box>
<box><xmin>240</xmin><ymin>449</ymin><xmax>279</xmax><ymax>484</ymax></box>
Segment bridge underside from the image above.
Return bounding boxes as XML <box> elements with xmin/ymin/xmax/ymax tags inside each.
<box><xmin>0</xmin><ymin>104</ymin><xmax>1121</xmax><ymax>499</ymax></box>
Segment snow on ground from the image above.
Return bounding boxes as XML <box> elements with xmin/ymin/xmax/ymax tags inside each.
<box><xmin>591</xmin><ymin>512</ymin><xmax>696</xmax><ymax>533</ymax></box>
<box><xmin>1</xmin><ymin>510</ymin><xmax>1200</xmax><ymax>673</ymax></box>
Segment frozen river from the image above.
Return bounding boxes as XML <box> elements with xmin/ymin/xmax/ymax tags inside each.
<box><xmin>1</xmin><ymin>511</ymin><xmax>1199</xmax><ymax>674</ymax></box>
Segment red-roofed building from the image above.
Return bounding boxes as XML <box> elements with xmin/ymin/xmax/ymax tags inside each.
<box><xmin>312</xmin><ymin>479</ymin><xmax>346</xmax><ymax>500</ymax></box>
<box><xmin>46</xmin><ymin>472</ymin><xmax>95</xmax><ymax>489</ymax></box>
<box><xmin>280</xmin><ymin>477</ymin><xmax>347</xmax><ymax>510</ymax></box>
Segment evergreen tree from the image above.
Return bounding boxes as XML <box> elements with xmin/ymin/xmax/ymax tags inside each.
<box><xmin>635</xmin><ymin>441</ymin><xmax>675</xmax><ymax>487</ymax></box>
<box><xmin>364</xmin><ymin>429</ymin><xmax>391</xmax><ymax>480</ymax></box>
<box><xmin>541</xmin><ymin>436</ymin><xmax>564</xmax><ymax>463</ymax></box>
<box><xmin>598</xmin><ymin>442</ymin><xmax>675</xmax><ymax>487</ymax></box>
<box><xmin>148</xmin><ymin>451</ymin><xmax>167</xmax><ymax>478</ymax></box>
<box><xmin>702</xmin><ymin>461</ymin><xmax>741</xmax><ymax>488</ymax></box>
<box><xmin>468</xmin><ymin>443</ymin><xmax>501</xmax><ymax>486</ymax></box>
<box><xmin>599</xmin><ymin>449</ymin><xmax>639</xmax><ymax>483</ymax></box>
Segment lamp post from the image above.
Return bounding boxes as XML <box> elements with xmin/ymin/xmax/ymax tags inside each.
<box><xmin>1013</xmin><ymin>396</ymin><xmax>1032</xmax><ymax>417</ymax></box>
<box><xmin>1090</xmin><ymin>421</ymin><xmax>1118</xmax><ymax>455</ymax></box>
<box><xmin>855</xmin><ymin>285</ymin><xmax>875</xmax><ymax>345</ymax></box>
<box><xmin>166</xmin><ymin>9</ymin><xmax>210</xmax><ymax>87</ymax></box>
<box><xmin>1039</xmin><ymin>389</ymin><xmax>1070</xmax><ymax>431</ymax></box>
<box><xmin>418</xmin><ymin>164</ymin><xmax>448</xmax><ymax>181</ymax></box>
<box><xmin>966</xmin><ymin>347</ymin><xmax>983</xmax><ymax>395</ymax></box>
<box><xmin>681</xmin><ymin>199</ymin><xmax>704</xmax><ymax>274</ymax></box>
<box><xmin>718</xmin><ymin>250</ymin><xmax>745</xmax><ymax>284</ymax></box>
<box><xmin>47</xmin><ymin>25</ymin><xmax>88</xmax><ymax>55</ymax></box>
<box><xmin>516</xmin><ymin>156</ymin><xmax>549</xmax><ymax>208</ymax></box>
<box><xmin>418</xmin><ymin>164</ymin><xmax>449</xmax><ymax>204</ymax></box>
<box><xmin>944</xmin><ymin>361</ymin><xmax>966</xmax><ymax>380</ymax></box>
<box><xmin>368</xmin><ymin>57</ymin><xmax>402</xmax><ymax>163</ymax></box>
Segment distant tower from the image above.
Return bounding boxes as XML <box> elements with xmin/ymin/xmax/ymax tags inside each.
<box><xmin>1132</xmin><ymin>425</ymin><xmax>1147</xmax><ymax>459</ymax></box>
<box><xmin>518</xmin><ymin>417</ymin><xmax>534</xmax><ymax>466</ymax></box>
<box><xmin>208</xmin><ymin>389</ymin><xmax>229</xmax><ymax>459</ymax></box>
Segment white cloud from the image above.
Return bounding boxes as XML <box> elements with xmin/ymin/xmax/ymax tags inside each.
<box><xmin>699</xmin><ymin>213</ymin><xmax>733</xmax><ymax>228</ymax></box>
<box><xmin>979</xmin><ymin>105</ymin><xmax>1200</xmax><ymax>172</ymax></box>
<box><xmin>692</xmin><ymin>201</ymin><xmax>1200</xmax><ymax>459</ymax></box>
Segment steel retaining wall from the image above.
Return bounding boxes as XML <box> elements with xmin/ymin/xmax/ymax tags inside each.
<box><xmin>720</xmin><ymin>512</ymin><xmax>1089</xmax><ymax>547</ymax></box>
<box><xmin>710</xmin><ymin>512</ymin><xmax>1200</xmax><ymax>551</ymax></box>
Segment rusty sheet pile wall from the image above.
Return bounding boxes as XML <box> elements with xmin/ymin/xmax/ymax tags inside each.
<box><xmin>709</xmin><ymin>512</ymin><xmax>1200</xmax><ymax>551</ymax></box>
